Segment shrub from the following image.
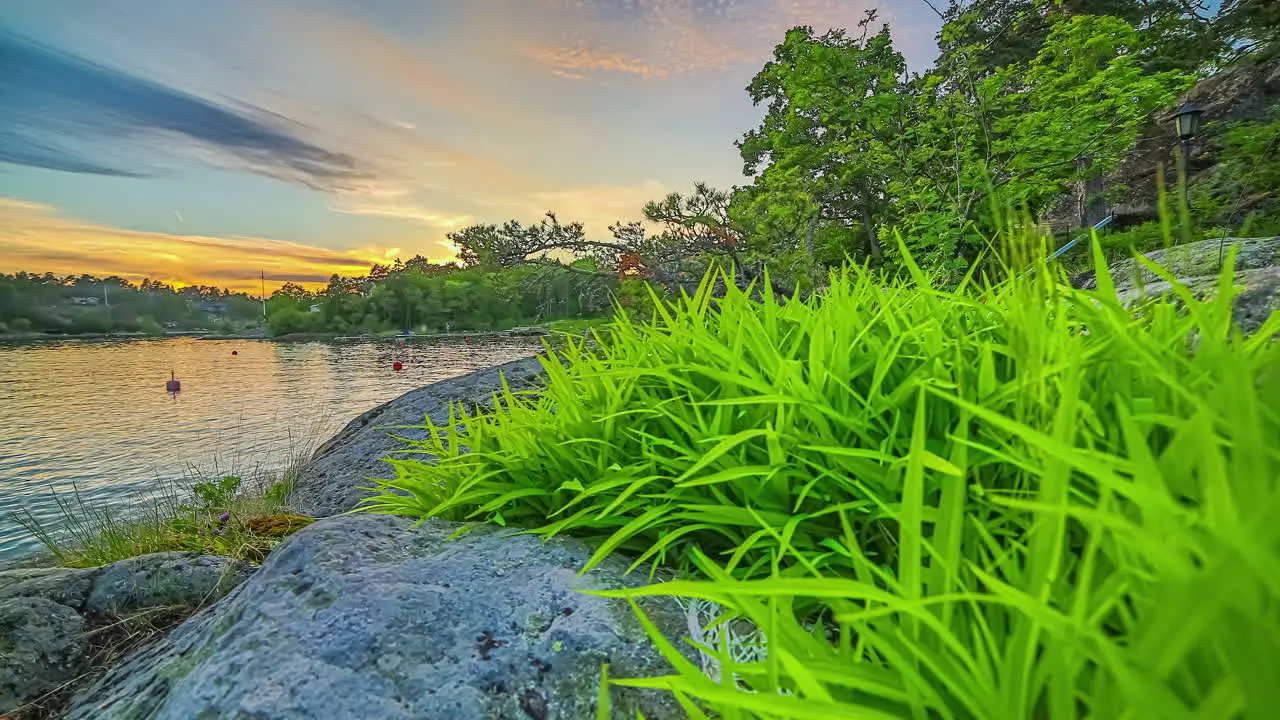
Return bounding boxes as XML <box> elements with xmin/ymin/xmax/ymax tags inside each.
<box><xmin>366</xmin><ymin>240</ymin><xmax>1280</xmax><ymax>718</ymax></box>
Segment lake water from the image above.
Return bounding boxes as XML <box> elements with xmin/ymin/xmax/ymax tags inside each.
<box><xmin>0</xmin><ymin>336</ymin><xmax>548</xmax><ymax>561</ymax></box>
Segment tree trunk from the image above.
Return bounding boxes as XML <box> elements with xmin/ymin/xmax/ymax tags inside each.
<box><xmin>1076</xmin><ymin>156</ymin><xmax>1108</xmax><ymax>229</ymax></box>
<box><xmin>862</xmin><ymin>209</ymin><xmax>883</xmax><ymax>262</ymax></box>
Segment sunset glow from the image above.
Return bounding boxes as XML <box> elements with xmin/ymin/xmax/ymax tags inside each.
<box><xmin>0</xmin><ymin>1</ymin><xmax>941</xmax><ymax>289</ymax></box>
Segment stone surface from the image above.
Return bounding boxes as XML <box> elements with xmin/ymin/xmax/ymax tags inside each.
<box><xmin>0</xmin><ymin>597</ymin><xmax>87</xmax><ymax>713</ymax></box>
<box><xmin>63</xmin><ymin>514</ymin><xmax>694</xmax><ymax>720</ymax></box>
<box><xmin>289</xmin><ymin>356</ymin><xmax>551</xmax><ymax>517</ymax></box>
<box><xmin>85</xmin><ymin>552</ymin><xmax>254</xmax><ymax>617</ymax></box>
<box><xmin>0</xmin><ymin>553</ymin><xmax>253</xmax><ymax>715</ymax></box>
<box><xmin>0</xmin><ymin>566</ymin><xmax>98</xmax><ymax>610</ymax></box>
<box><xmin>1074</xmin><ymin>236</ymin><xmax>1280</xmax><ymax>292</ymax></box>
<box><xmin>1070</xmin><ymin>236</ymin><xmax>1280</xmax><ymax>336</ymax></box>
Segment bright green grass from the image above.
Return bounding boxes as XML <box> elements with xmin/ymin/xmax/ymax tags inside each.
<box><xmin>365</xmin><ymin>237</ymin><xmax>1280</xmax><ymax>718</ymax></box>
<box><xmin>540</xmin><ymin>317</ymin><xmax>615</xmax><ymax>335</ymax></box>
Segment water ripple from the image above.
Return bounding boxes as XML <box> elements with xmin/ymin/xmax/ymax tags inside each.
<box><xmin>0</xmin><ymin>336</ymin><xmax>544</xmax><ymax>560</ymax></box>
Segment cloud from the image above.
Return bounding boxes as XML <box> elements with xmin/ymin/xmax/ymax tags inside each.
<box><xmin>516</xmin><ymin>0</ymin><xmax>754</xmax><ymax>79</ymax></box>
<box><xmin>328</xmin><ymin>201</ymin><xmax>474</xmax><ymax>229</ymax></box>
<box><xmin>0</xmin><ymin>30</ymin><xmax>377</xmax><ymax>191</ymax></box>
<box><xmin>258</xmin><ymin>3</ymin><xmax>516</xmax><ymax>122</ymax></box>
<box><xmin>0</xmin><ymin>199</ymin><xmax>416</xmax><ymax>292</ymax></box>
<box><xmin>501</xmin><ymin>179</ymin><xmax>671</xmax><ymax>237</ymax></box>
<box><xmin>513</xmin><ymin>0</ymin><xmax>928</xmax><ymax>81</ymax></box>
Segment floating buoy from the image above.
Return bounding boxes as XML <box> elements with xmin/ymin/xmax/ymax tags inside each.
<box><xmin>392</xmin><ymin>361</ymin><xmax>403</xmax><ymax>371</ymax></box>
<box><xmin>231</xmin><ymin>350</ymin><xmax>238</xmax><ymax>356</ymax></box>
<box><xmin>396</xmin><ymin>338</ymin><xmax>406</xmax><ymax>347</ymax></box>
<box><xmin>465</xmin><ymin>337</ymin><xmax>471</xmax><ymax>344</ymax></box>
<box><xmin>165</xmin><ymin>371</ymin><xmax>181</xmax><ymax>392</ymax></box>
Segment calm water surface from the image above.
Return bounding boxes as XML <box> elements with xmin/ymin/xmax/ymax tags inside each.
<box><xmin>0</xmin><ymin>336</ymin><xmax>546</xmax><ymax>561</ymax></box>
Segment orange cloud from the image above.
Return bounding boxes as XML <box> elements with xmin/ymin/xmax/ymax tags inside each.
<box><xmin>0</xmin><ymin>199</ymin><xmax>443</xmax><ymax>292</ymax></box>
<box><xmin>521</xmin><ymin>180</ymin><xmax>670</xmax><ymax>234</ymax></box>
<box><xmin>518</xmin><ymin>0</ymin><xmax>886</xmax><ymax>81</ymax></box>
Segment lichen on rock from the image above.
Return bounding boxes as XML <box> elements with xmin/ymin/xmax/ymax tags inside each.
<box><xmin>61</xmin><ymin>514</ymin><xmax>695</xmax><ymax>720</ymax></box>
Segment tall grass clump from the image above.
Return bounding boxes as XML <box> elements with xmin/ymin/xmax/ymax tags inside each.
<box><xmin>15</xmin><ymin>420</ymin><xmax>325</xmax><ymax>568</ymax></box>
<box><xmin>365</xmin><ymin>237</ymin><xmax>1280</xmax><ymax>718</ymax></box>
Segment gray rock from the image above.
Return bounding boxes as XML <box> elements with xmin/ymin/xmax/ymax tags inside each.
<box><xmin>0</xmin><ymin>596</ymin><xmax>87</xmax><ymax>713</ymax></box>
<box><xmin>64</xmin><ymin>514</ymin><xmax>695</xmax><ymax>720</ymax></box>
<box><xmin>0</xmin><ymin>566</ymin><xmax>97</xmax><ymax>611</ymax></box>
<box><xmin>1071</xmin><ymin>237</ymin><xmax>1280</xmax><ymax>336</ymax></box>
<box><xmin>86</xmin><ymin>552</ymin><xmax>254</xmax><ymax>617</ymax></box>
<box><xmin>1080</xmin><ymin>236</ymin><xmax>1280</xmax><ymax>293</ymax></box>
<box><xmin>289</xmin><ymin>356</ymin><xmax>551</xmax><ymax>517</ymax></box>
<box><xmin>0</xmin><ymin>553</ymin><xmax>253</xmax><ymax>713</ymax></box>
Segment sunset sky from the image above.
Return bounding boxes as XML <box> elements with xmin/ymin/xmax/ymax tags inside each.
<box><xmin>0</xmin><ymin>0</ymin><xmax>943</xmax><ymax>292</ymax></box>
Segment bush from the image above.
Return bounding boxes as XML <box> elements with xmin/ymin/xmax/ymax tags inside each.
<box><xmin>138</xmin><ymin>316</ymin><xmax>164</xmax><ymax>336</ymax></box>
<box><xmin>366</xmin><ymin>239</ymin><xmax>1280</xmax><ymax>718</ymax></box>
<box><xmin>266</xmin><ymin>307</ymin><xmax>320</xmax><ymax>336</ymax></box>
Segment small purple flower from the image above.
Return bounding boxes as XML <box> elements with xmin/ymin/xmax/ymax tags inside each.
<box><xmin>213</xmin><ymin>528</ymin><xmax>223</xmax><ymax>535</ymax></box>
<box><xmin>217</xmin><ymin>512</ymin><xmax>230</xmax><ymax>524</ymax></box>
<box><xmin>198</xmin><ymin>529</ymin><xmax>206</xmax><ymax>536</ymax></box>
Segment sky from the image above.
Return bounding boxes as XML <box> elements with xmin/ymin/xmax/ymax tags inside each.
<box><xmin>0</xmin><ymin>0</ymin><xmax>943</xmax><ymax>292</ymax></box>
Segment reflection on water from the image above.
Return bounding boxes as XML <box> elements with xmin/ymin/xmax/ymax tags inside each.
<box><xmin>0</xmin><ymin>336</ymin><xmax>545</xmax><ymax>561</ymax></box>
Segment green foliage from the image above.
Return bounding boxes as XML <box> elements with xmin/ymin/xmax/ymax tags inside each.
<box><xmin>186</xmin><ymin>475</ymin><xmax>242</xmax><ymax>515</ymax></box>
<box><xmin>734</xmin><ymin>11</ymin><xmax>1190</xmax><ymax>283</ymax></box>
<box><xmin>265</xmin><ymin>261</ymin><xmax>613</xmax><ymax>336</ymax></box>
<box><xmin>737</xmin><ymin>15</ymin><xmax>904</xmax><ymax>265</ymax></box>
<box><xmin>366</xmin><ymin>237</ymin><xmax>1280</xmax><ymax>717</ymax></box>
<box><xmin>1216</xmin><ymin>0</ymin><xmax>1280</xmax><ymax>61</ymax></box>
<box><xmin>1194</xmin><ymin>113</ymin><xmax>1280</xmax><ymax>228</ymax></box>
<box><xmin>0</xmin><ymin>272</ymin><xmax>263</xmax><ymax>335</ymax></box>
<box><xmin>938</xmin><ymin>0</ymin><xmax>1219</xmax><ymax>75</ymax></box>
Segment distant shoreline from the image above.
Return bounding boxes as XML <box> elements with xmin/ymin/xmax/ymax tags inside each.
<box><xmin>0</xmin><ymin>327</ymin><xmax>559</xmax><ymax>344</ymax></box>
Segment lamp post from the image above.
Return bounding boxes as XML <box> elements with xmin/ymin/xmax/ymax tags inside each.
<box><xmin>1171</xmin><ymin>98</ymin><xmax>1204</xmax><ymax>210</ymax></box>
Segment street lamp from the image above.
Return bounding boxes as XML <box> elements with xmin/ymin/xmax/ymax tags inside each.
<box><xmin>1172</xmin><ymin>98</ymin><xmax>1204</xmax><ymax>209</ymax></box>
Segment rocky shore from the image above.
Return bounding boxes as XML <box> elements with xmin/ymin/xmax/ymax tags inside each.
<box><xmin>1</xmin><ymin>356</ymin><xmax>690</xmax><ymax>719</ymax></box>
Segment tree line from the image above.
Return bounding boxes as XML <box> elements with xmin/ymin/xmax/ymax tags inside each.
<box><xmin>0</xmin><ymin>272</ymin><xmax>262</xmax><ymax>335</ymax></box>
<box><xmin>262</xmin><ymin>258</ymin><xmax>636</xmax><ymax>336</ymax></box>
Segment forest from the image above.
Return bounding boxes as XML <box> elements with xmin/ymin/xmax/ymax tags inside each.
<box><xmin>0</xmin><ymin>273</ymin><xmax>263</xmax><ymax>335</ymax></box>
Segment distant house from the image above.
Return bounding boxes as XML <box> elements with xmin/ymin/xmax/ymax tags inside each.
<box><xmin>308</xmin><ymin>304</ymin><xmax>321</xmax><ymax>313</ymax></box>
<box><xmin>69</xmin><ymin>296</ymin><xmax>100</xmax><ymax>306</ymax></box>
<box><xmin>201</xmin><ymin>302</ymin><xmax>229</xmax><ymax>315</ymax></box>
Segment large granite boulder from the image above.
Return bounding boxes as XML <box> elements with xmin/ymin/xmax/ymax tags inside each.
<box><xmin>63</xmin><ymin>514</ymin><xmax>694</xmax><ymax>720</ymax></box>
<box><xmin>1071</xmin><ymin>236</ymin><xmax>1280</xmax><ymax>336</ymax></box>
<box><xmin>290</xmin><ymin>357</ymin><xmax>551</xmax><ymax>518</ymax></box>
<box><xmin>0</xmin><ymin>553</ymin><xmax>251</xmax><ymax>715</ymax></box>
<box><xmin>1074</xmin><ymin>236</ymin><xmax>1280</xmax><ymax>292</ymax></box>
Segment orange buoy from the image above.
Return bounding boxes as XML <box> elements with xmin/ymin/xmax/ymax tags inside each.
<box><xmin>392</xmin><ymin>361</ymin><xmax>403</xmax><ymax>371</ymax></box>
<box><xmin>165</xmin><ymin>371</ymin><xmax>181</xmax><ymax>392</ymax></box>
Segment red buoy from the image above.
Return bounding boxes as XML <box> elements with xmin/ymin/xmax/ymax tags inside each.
<box><xmin>165</xmin><ymin>371</ymin><xmax>181</xmax><ymax>392</ymax></box>
<box><xmin>392</xmin><ymin>361</ymin><xmax>403</xmax><ymax>371</ymax></box>
<box><xmin>231</xmin><ymin>350</ymin><xmax>238</xmax><ymax>356</ymax></box>
<box><xmin>465</xmin><ymin>337</ymin><xmax>471</xmax><ymax>344</ymax></box>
